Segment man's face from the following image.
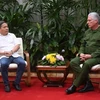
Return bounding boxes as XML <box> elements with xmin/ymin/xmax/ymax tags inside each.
<box><xmin>0</xmin><ymin>23</ymin><xmax>9</xmax><ymax>35</ymax></box>
<box><xmin>87</xmin><ymin>16</ymin><xmax>98</xmax><ymax>29</ymax></box>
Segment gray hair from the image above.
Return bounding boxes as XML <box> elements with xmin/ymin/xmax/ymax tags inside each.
<box><xmin>88</xmin><ymin>12</ymin><xmax>100</xmax><ymax>24</ymax></box>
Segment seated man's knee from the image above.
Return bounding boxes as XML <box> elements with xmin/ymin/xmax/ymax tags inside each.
<box><xmin>83</xmin><ymin>61</ymin><xmax>91</xmax><ymax>69</ymax></box>
<box><xmin>70</xmin><ymin>57</ymin><xmax>80</xmax><ymax>67</ymax></box>
<box><xmin>18</xmin><ymin>61</ymin><xmax>26</xmax><ymax>67</ymax></box>
<box><xmin>1</xmin><ymin>62</ymin><xmax>9</xmax><ymax>69</ymax></box>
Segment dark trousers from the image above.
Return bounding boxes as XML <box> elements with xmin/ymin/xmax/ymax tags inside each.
<box><xmin>0</xmin><ymin>56</ymin><xmax>25</xmax><ymax>86</ymax></box>
<box><xmin>70</xmin><ymin>56</ymin><xmax>100</xmax><ymax>87</ymax></box>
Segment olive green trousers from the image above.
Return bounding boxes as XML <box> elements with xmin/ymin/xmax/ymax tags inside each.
<box><xmin>70</xmin><ymin>56</ymin><xmax>100</xmax><ymax>87</ymax></box>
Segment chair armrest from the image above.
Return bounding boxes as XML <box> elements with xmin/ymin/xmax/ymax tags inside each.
<box><xmin>23</xmin><ymin>51</ymin><xmax>31</xmax><ymax>86</ymax></box>
<box><xmin>24</xmin><ymin>51</ymin><xmax>30</xmax><ymax>67</ymax></box>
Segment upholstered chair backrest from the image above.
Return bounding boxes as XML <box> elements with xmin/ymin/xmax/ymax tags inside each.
<box><xmin>17</xmin><ymin>38</ymin><xmax>24</xmax><ymax>58</ymax></box>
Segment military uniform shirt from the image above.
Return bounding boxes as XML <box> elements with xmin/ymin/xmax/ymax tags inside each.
<box><xmin>78</xmin><ymin>27</ymin><xmax>100</xmax><ymax>58</ymax></box>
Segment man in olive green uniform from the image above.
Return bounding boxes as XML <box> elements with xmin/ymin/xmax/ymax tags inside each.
<box><xmin>66</xmin><ymin>12</ymin><xmax>100</xmax><ymax>94</ymax></box>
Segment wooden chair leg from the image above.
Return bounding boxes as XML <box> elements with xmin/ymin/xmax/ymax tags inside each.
<box><xmin>25</xmin><ymin>66</ymin><xmax>31</xmax><ymax>86</ymax></box>
<box><xmin>24</xmin><ymin>51</ymin><xmax>31</xmax><ymax>86</ymax></box>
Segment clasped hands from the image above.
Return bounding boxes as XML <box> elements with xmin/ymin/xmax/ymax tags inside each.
<box><xmin>3</xmin><ymin>50</ymin><xmax>13</xmax><ymax>57</ymax></box>
<box><xmin>77</xmin><ymin>53</ymin><xmax>92</xmax><ymax>61</ymax></box>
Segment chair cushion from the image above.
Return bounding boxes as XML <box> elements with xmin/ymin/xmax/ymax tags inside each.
<box><xmin>80</xmin><ymin>64</ymin><xmax>100</xmax><ymax>71</ymax></box>
<box><xmin>91</xmin><ymin>64</ymin><xmax>100</xmax><ymax>71</ymax></box>
<box><xmin>9</xmin><ymin>61</ymin><xmax>27</xmax><ymax>68</ymax></box>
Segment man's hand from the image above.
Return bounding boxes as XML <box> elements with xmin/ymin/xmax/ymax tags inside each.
<box><xmin>84</xmin><ymin>54</ymin><xmax>92</xmax><ymax>60</ymax></box>
<box><xmin>79</xmin><ymin>53</ymin><xmax>92</xmax><ymax>61</ymax></box>
<box><xmin>4</xmin><ymin>51</ymin><xmax>13</xmax><ymax>57</ymax></box>
<box><xmin>80</xmin><ymin>53</ymin><xmax>85</xmax><ymax>61</ymax></box>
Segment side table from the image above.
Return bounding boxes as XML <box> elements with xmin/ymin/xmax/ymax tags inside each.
<box><xmin>36</xmin><ymin>61</ymin><xmax>70</xmax><ymax>87</ymax></box>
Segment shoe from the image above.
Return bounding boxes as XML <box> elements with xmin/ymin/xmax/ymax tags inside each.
<box><xmin>65</xmin><ymin>85</ymin><xmax>76</xmax><ymax>94</ymax></box>
<box><xmin>78</xmin><ymin>80</ymin><xmax>94</xmax><ymax>93</ymax></box>
<box><xmin>13</xmin><ymin>83</ymin><xmax>22</xmax><ymax>91</ymax></box>
<box><xmin>5</xmin><ymin>85</ymin><xmax>11</xmax><ymax>92</ymax></box>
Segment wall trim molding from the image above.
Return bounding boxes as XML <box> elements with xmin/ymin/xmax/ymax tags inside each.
<box><xmin>5</xmin><ymin>72</ymin><xmax>100</xmax><ymax>78</ymax></box>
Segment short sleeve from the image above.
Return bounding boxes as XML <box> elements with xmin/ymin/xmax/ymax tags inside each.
<box><xmin>11</xmin><ymin>33</ymin><xmax>20</xmax><ymax>45</ymax></box>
